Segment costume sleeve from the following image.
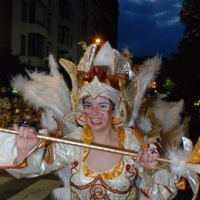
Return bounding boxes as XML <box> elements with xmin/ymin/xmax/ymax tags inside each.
<box><xmin>128</xmin><ymin>128</ymin><xmax>177</xmax><ymax>199</ymax></box>
<box><xmin>0</xmin><ymin>131</ymin><xmax>70</xmax><ymax>179</ymax></box>
<box><xmin>136</xmin><ymin>164</ymin><xmax>177</xmax><ymax>200</ymax></box>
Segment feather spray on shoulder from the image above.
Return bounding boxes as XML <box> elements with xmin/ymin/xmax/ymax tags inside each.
<box><xmin>11</xmin><ymin>54</ymin><xmax>77</xmax><ymax>134</ymax></box>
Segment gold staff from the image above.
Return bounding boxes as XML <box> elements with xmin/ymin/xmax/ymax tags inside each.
<box><xmin>0</xmin><ymin>128</ymin><xmax>171</xmax><ymax>164</ymax></box>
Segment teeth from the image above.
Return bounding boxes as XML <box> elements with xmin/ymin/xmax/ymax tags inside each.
<box><xmin>91</xmin><ymin>118</ymin><xmax>101</xmax><ymax>122</ymax></box>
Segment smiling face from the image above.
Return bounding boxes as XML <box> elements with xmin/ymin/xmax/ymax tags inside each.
<box><xmin>83</xmin><ymin>96</ymin><xmax>115</xmax><ymax>132</ymax></box>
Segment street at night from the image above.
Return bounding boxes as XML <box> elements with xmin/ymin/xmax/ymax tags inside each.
<box><xmin>0</xmin><ymin>171</ymin><xmax>61</xmax><ymax>199</ymax></box>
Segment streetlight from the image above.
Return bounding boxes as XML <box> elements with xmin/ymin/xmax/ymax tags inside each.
<box><xmin>151</xmin><ymin>81</ymin><xmax>157</xmax><ymax>89</ymax></box>
<box><xmin>95</xmin><ymin>38</ymin><xmax>101</xmax><ymax>44</ymax></box>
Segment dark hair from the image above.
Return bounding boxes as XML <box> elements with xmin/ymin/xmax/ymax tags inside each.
<box><xmin>109</xmin><ymin>99</ymin><xmax>115</xmax><ymax>110</ymax></box>
<box><xmin>82</xmin><ymin>97</ymin><xmax>115</xmax><ymax>110</ymax></box>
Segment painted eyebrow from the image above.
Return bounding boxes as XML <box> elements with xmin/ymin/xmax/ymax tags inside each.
<box><xmin>98</xmin><ymin>102</ymin><xmax>110</xmax><ymax>105</ymax></box>
<box><xmin>83</xmin><ymin>101</ymin><xmax>110</xmax><ymax>105</ymax></box>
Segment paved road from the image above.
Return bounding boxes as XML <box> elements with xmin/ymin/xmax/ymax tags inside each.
<box><xmin>0</xmin><ymin>170</ymin><xmax>198</xmax><ymax>199</ymax></box>
<box><xmin>0</xmin><ymin>171</ymin><xmax>61</xmax><ymax>200</ymax></box>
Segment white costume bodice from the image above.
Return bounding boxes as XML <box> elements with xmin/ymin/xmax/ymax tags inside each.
<box><xmin>63</xmin><ymin>126</ymin><xmax>140</xmax><ymax>199</ymax></box>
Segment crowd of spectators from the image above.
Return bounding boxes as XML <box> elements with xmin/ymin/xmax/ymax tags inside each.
<box><xmin>0</xmin><ymin>96</ymin><xmax>41</xmax><ymax>129</ymax></box>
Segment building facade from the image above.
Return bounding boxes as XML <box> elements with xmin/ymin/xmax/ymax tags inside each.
<box><xmin>0</xmin><ymin>0</ymin><xmax>119</xmax><ymax>67</ymax></box>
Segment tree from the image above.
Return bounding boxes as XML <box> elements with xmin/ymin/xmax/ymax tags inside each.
<box><xmin>170</xmin><ymin>0</ymin><xmax>200</xmax><ymax>107</ymax></box>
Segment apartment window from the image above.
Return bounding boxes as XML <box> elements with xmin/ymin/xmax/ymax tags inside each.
<box><xmin>59</xmin><ymin>1</ymin><xmax>71</xmax><ymax>20</ymax></box>
<box><xmin>29</xmin><ymin>0</ymin><xmax>46</xmax><ymax>27</ymax></box>
<box><xmin>82</xmin><ymin>1</ymin><xmax>88</xmax><ymax>18</ymax></box>
<box><xmin>28</xmin><ymin>33</ymin><xmax>44</xmax><ymax>58</ymax></box>
<box><xmin>22</xmin><ymin>0</ymin><xmax>28</xmax><ymax>22</ymax></box>
<box><xmin>35</xmin><ymin>1</ymin><xmax>46</xmax><ymax>27</ymax></box>
<box><xmin>46</xmin><ymin>46</ymin><xmax>50</xmax><ymax>57</ymax></box>
<box><xmin>29</xmin><ymin>0</ymin><xmax>36</xmax><ymax>23</ymax></box>
<box><xmin>58</xmin><ymin>26</ymin><xmax>70</xmax><ymax>45</ymax></box>
<box><xmin>70</xmin><ymin>35</ymin><xmax>73</xmax><ymax>48</ymax></box>
<box><xmin>81</xmin><ymin>21</ymin><xmax>87</xmax><ymax>38</ymax></box>
<box><xmin>70</xmin><ymin>11</ymin><xmax>73</xmax><ymax>25</ymax></box>
<box><xmin>47</xmin><ymin>17</ymin><xmax>51</xmax><ymax>34</ymax></box>
<box><xmin>21</xmin><ymin>34</ymin><xmax>26</xmax><ymax>55</ymax></box>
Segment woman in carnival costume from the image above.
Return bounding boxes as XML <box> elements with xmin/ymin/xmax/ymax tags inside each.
<box><xmin>0</xmin><ymin>41</ymin><xmax>197</xmax><ymax>200</ymax></box>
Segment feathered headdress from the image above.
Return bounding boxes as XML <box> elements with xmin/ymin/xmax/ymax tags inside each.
<box><xmin>11</xmin><ymin>41</ymin><xmax>161</xmax><ymax>132</ymax></box>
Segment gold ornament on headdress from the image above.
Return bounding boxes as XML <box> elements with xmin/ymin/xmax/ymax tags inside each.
<box><xmin>78</xmin><ymin>41</ymin><xmax>88</xmax><ymax>50</ymax></box>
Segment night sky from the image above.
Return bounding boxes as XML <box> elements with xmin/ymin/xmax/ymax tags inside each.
<box><xmin>117</xmin><ymin>0</ymin><xmax>184</xmax><ymax>58</ymax></box>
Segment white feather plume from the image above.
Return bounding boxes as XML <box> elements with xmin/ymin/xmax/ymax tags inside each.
<box><xmin>166</xmin><ymin>147</ymin><xmax>191</xmax><ymax>178</ymax></box>
<box><xmin>127</xmin><ymin>56</ymin><xmax>161</xmax><ymax>126</ymax></box>
<box><xmin>10</xmin><ymin>54</ymin><xmax>77</xmax><ymax>133</ymax></box>
<box><xmin>135</xmin><ymin>115</ymin><xmax>153</xmax><ymax>134</ymax></box>
<box><xmin>151</xmin><ymin>99</ymin><xmax>184</xmax><ymax>132</ymax></box>
<box><xmin>93</xmin><ymin>41</ymin><xmax>113</xmax><ymax>67</ymax></box>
